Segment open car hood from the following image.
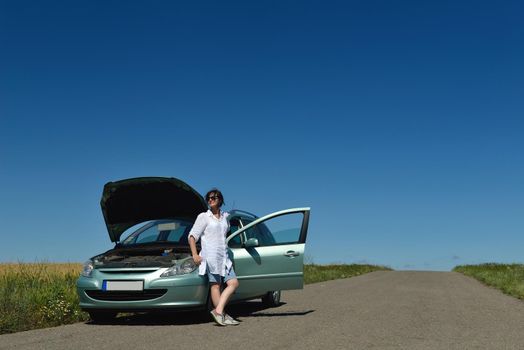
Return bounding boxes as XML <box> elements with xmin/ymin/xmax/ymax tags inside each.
<box><xmin>101</xmin><ymin>177</ymin><xmax>207</xmax><ymax>242</ymax></box>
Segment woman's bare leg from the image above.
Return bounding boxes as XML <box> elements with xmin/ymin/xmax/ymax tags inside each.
<box><xmin>215</xmin><ymin>278</ymin><xmax>239</xmax><ymax>315</ymax></box>
<box><xmin>210</xmin><ymin>283</ymin><xmax>221</xmax><ymax>308</ymax></box>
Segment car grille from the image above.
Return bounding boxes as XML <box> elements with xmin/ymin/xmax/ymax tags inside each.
<box><xmin>85</xmin><ymin>289</ymin><xmax>167</xmax><ymax>301</ymax></box>
<box><xmin>98</xmin><ymin>269</ymin><xmax>158</xmax><ymax>274</ymax></box>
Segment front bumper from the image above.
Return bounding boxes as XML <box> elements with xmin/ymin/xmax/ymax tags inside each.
<box><xmin>76</xmin><ymin>268</ymin><xmax>208</xmax><ymax>310</ymax></box>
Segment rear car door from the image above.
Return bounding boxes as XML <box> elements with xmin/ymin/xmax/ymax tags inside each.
<box><xmin>226</xmin><ymin>208</ymin><xmax>310</xmax><ymax>298</ymax></box>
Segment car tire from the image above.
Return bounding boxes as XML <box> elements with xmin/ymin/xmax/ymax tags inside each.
<box><xmin>261</xmin><ymin>290</ymin><xmax>281</xmax><ymax>307</ymax></box>
<box><xmin>88</xmin><ymin>311</ymin><xmax>117</xmax><ymax>323</ymax></box>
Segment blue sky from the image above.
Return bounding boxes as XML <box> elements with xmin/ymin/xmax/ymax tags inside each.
<box><xmin>1</xmin><ymin>0</ymin><xmax>522</xmax><ymax>271</ymax></box>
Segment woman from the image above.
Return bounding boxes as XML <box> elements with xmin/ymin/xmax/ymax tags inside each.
<box><xmin>188</xmin><ymin>188</ymin><xmax>240</xmax><ymax>326</ymax></box>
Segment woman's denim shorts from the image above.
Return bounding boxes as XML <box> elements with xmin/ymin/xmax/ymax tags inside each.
<box><xmin>207</xmin><ymin>266</ymin><xmax>237</xmax><ymax>284</ymax></box>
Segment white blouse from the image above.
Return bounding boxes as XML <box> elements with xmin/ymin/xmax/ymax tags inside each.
<box><xmin>188</xmin><ymin>210</ymin><xmax>233</xmax><ymax>276</ymax></box>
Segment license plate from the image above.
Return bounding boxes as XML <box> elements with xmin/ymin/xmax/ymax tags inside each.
<box><xmin>102</xmin><ymin>280</ymin><xmax>144</xmax><ymax>291</ymax></box>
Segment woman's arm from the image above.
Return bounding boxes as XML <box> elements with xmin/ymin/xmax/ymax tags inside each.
<box><xmin>188</xmin><ymin>213</ymin><xmax>206</xmax><ymax>265</ymax></box>
<box><xmin>189</xmin><ymin>236</ymin><xmax>202</xmax><ymax>265</ymax></box>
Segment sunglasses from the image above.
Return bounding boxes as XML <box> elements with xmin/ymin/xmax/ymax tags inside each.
<box><xmin>208</xmin><ymin>196</ymin><xmax>220</xmax><ymax>201</ymax></box>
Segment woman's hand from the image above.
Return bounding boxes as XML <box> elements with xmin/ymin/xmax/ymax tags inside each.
<box><xmin>193</xmin><ymin>254</ymin><xmax>202</xmax><ymax>265</ymax></box>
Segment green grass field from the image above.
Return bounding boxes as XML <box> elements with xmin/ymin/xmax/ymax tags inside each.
<box><xmin>0</xmin><ymin>262</ymin><xmax>390</xmax><ymax>334</ymax></box>
<box><xmin>453</xmin><ymin>263</ymin><xmax>524</xmax><ymax>300</ymax></box>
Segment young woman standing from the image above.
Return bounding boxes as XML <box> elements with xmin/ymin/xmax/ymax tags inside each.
<box><xmin>188</xmin><ymin>189</ymin><xmax>240</xmax><ymax>326</ymax></box>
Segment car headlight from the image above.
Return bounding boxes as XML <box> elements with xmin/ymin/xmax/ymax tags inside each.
<box><xmin>160</xmin><ymin>259</ymin><xmax>197</xmax><ymax>277</ymax></box>
<box><xmin>81</xmin><ymin>260</ymin><xmax>94</xmax><ymax>277</ymax></box>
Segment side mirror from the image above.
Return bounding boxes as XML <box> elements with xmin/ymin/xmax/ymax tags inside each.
<box><xmin>244</xmin><ymin>238</ymin><xmax>259</xmax><ymax>248</ymax></box>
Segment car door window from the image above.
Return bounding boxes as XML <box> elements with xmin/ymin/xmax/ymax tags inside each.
<box><xmin>242</xmin><ymin>212</ymin><xmax>304</xmax><ymax>246</ymax></box>
<box><xmin>262</xmin><ymin>213</ymin><xmax>303</xmax><ymax>244</ymax></box>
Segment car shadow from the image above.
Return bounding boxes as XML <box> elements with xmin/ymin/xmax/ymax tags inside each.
<box><xmin>86</xmin><ymin>301</ymin><xmax>314</xmax><ymax>326</ymax></box>
<box><xmin>87</xmin><ymin>310</ymin><xmax>211</xmax><ymax>326</ymax></box>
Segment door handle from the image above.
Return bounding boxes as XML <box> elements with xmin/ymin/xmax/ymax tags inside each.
<box><xmin>284</xmin><ymin>250</ymin><xmax>299</xmax><ymax>257</ymax></box>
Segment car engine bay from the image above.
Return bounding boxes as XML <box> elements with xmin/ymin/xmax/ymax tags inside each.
<box><xmin>92</xmin><ymin>246</ymin><xmax>193</xmax><ymax>268</ymax></box>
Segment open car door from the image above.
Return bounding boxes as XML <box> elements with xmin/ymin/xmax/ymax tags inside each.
<box><xmin>226</xmin><ymin>208</ymin><xmax>310</xmax><ymax>299</ymax></box>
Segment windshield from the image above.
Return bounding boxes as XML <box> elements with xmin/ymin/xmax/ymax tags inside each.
<box><xmin>120</xmin><ymin>219</ymin><xmax>193</xmax><ymax>246</ymax></box>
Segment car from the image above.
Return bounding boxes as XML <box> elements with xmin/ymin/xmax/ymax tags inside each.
<box><xmin>76</xmin><ymin>177</ymin><xmax>310</xmax><ymax>322</ymax></box>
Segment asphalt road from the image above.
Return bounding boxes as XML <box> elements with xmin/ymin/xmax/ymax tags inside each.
<box><xmin>2</xmin><ymin>271</ymin><xmax>524</xmax><ymax>350</ymax></box>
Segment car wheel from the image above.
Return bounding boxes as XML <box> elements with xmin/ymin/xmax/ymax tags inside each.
<box><xmin>261</xmin><ymin>290</ymin><xmax>281</xmax><ymax>307</ymax></box>
<box><xmin>88</xmin><ymin>311</ymin><xmax>117</xmax><ymax>323</ymax></box>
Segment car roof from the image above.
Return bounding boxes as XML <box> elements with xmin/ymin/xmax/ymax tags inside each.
<box><xmin>228</xmin><ymin>209</ymin><xmax>258</xmax><ymax>219</ymax></box>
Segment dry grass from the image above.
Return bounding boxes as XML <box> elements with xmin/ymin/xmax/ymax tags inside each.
<box><xmin>0</xmin><ymin>263</ymin><xmax>82</xmax><ymax>276</ymax></box>
<box><xmin>0</xmin><ymin>263</ymin><xmax>87</xmax><ymax>334</ymax></box>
